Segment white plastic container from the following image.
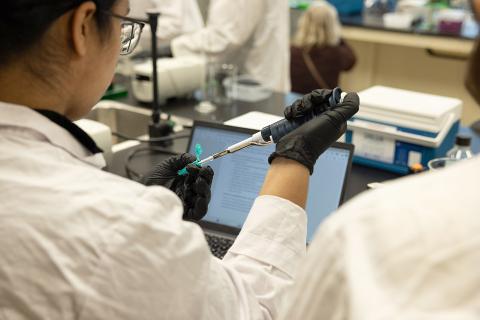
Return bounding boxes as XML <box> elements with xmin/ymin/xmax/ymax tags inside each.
<box><xmin>383</xmin><ymin>12</ymin><xmax>415</xmax><ymax>29</ymax></box>
<box><xmin>131</xmin><ymin>56</ymin><xmax>205</xmax><ymax>104</ymax></box>
<box><xmin>74</xmin><ymin>119</ymin><xmax>112</xmax><ymax>167</ymax></box>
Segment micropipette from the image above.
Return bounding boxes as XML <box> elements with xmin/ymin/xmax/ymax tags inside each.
<box><xmin>179</xmin><ymin>88</ymin><xmax>347</xmax><ymax>174</ymax></box>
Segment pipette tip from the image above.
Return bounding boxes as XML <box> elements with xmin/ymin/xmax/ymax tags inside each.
<box><xmin>198</xmin><ymin>156</ymin><xmax>214</xmax><ymax>165</ymax></box>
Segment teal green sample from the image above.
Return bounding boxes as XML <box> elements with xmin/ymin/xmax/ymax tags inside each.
<box><xmin>178</xmin><ymin>144</ymin><xmax>203</xmax><ymax>176</ymax></box>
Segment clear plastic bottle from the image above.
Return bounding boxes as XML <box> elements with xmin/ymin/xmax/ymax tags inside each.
<box><xmin>447</xmin><ymin>135</ymin><xmax>474</xmax><ymax>160</ymax></box>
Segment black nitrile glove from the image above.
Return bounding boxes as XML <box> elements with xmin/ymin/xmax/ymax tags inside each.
<box><xmin>269</xmin><ymin>90</ymin><xmax>360</xmax><ymax>174</ymax></box>
<box><xmin>283</xmin><ymin>89</ymin><xmax>335</xmax><ymax>120</ymax></box>
<box><xmin>143</xmin><ymin>153</ymin><xmax>214</xmax><ymax>221</ymax></box>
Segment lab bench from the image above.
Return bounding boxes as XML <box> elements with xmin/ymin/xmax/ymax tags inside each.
<box><xmin>337</xmin><ymin>14</ymin><xmax>480</xmax><ymax>125</ymax></box>
<box><xmin>340</xmin><ymin>14</ymin><xmax>478</xmax><ymax>42</ymax></box>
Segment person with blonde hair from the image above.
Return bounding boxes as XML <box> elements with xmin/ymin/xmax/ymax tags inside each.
<box><xmin>291</xmin><ymin>1</ymin><xmax>356</xmax><ymax>93</ymax></box>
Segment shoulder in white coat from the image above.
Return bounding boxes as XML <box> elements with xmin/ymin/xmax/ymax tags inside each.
<box><xmin>280</xmin><ymin>156</ymin><xmax>480</xmax><ymax>320</ymax></box>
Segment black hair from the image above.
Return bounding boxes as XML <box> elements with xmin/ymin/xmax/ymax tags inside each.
<box><xmin>0</xmin><ymin>0</ymin><xmax>119</xmax><ymax>65</ymax></box>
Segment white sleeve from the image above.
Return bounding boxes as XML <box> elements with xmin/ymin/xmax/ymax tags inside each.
<box><xmin>171</xmin><ymin>0</ymin><xmax>265</xmax><ymax>57</ymax></box>
<box><xmin>220</xmin><ymin>195</ymin><xmax>308</xmax><ymax>319</ymax></box>
<box><xmin>82</xmin><ymin>192</ymin><xmax>307</xmax><ymax>319</ymax></box>
<box><xmin>278</xmin><ymin>215</ymin><xmax>348</xmax><ymax>320</ymax></box>
<box><xmin>149</xmin><ymin>0</ymin><xmax>183</xmax><ymax>41</ymax></box>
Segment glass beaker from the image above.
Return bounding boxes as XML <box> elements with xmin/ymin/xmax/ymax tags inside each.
<box><xmin>195</xmin><ymin>62</ymin><xmax>238</xmax><ymax>114</ymax></box>
<box><xmin>215</xmin><ymin>64</ymin><xmax>238</xmax><ymax>105</ymax></box>
<box><xmin>427</xmin><ymin>157</ymin><xmax>461</xmax><ymax>171</ymax></box>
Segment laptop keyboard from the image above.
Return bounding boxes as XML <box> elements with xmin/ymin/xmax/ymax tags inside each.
<box><xmin>205</xmin><ymin>233</ymin><xmax>234</xmax><ymax>259</ymax></box>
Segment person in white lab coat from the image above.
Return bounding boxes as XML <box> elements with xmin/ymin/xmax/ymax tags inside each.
<box><xmin>0</xmin><ymin>0</ymin><xmax>359</xmax><ymax>319</ymax></box>
<box><xmin>279</xmin><ymin>4</ymin><xmax>480</xmax><ymax>319</ymax></box>
<box><xmin>129</xmin><ymin>0</ymin><xmax>204</xmax><ymax>41</ymax></box>
<box><xmin>171</xmin><ymin>0</ymin><xmax>291</xmax><ymax>93</ymax></box>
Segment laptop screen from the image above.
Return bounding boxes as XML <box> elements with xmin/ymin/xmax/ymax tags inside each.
<box><xmin>189</xmin><ymin>122</ymin><xmax>352</xmax><ymax>243</ymax></box>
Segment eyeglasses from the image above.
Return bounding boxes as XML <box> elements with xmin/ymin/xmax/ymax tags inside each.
<box><xmin>16</xmin><ymin>3</ymin><xmax>146</xmax><ymax>56</ymax></box>
<box><xmin>105</xmin><ymin>12</ymin><xmax>146</xmax><ymax>55</ymax></box>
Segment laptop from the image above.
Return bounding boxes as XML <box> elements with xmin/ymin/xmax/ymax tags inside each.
<box><xmin>187</xmin><ymin>121</ymin><xmax>354</xmax><ymax>258</ymax></box>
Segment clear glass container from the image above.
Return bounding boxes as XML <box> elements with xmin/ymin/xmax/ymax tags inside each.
<box><xmin>427</xmin><ymin>157</ymin><xmax>461</xmax><ymax>171</ymax></box>
<box><xmin>195</xmin><ymin>62</ymin><xmax>238</xmax><ymax>114</ymax></box>
<box><xmin>447</xmin><ymin>135</ymin><xmax>474</xmax><ymax>160</ymax></box>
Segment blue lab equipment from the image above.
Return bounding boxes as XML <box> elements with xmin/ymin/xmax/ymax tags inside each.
<box><xmin>345</xmin><ymin>86</ymin><xmax>462</xmax><ymax>174</ymax></box>
<box><xmin>327</xmin><ymin>0</ymin><xmax>363</xmax><ymax>16</ymax></box>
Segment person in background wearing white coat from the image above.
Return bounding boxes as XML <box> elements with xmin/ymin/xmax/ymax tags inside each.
<box><xmin>171</xmin><ymin>0</ymin><xmax>291</xmax><ymax>93</ymax></box>
<box><xmin>0</xmin><ymin>0</ymin><xmax>359</xmax><ymax>319</ymax></box>
<box><xmin>279</xmin><ymin>2</ymin><xmax>480</xmax><ymax>319</ymax></box>
<box><xmin>129</xmin><ymin>0</ymin><xmax>204</xmax><ymax>41</ymax></box>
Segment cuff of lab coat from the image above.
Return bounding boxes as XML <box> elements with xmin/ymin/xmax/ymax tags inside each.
<box><xmin>227</xmin><ymin>195</ymin><xmax>307</xmax><ymax>276</ymax></box>
<box><xmin>171</xmin><ymin>36</ymin><xmax>190</xmax><ymax>57</ymax></box>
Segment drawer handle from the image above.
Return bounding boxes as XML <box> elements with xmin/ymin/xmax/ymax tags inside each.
<box><xmin>425</xmin><ymin>48</ymin><xmax>469</xmax><ymax>61</ymax></box>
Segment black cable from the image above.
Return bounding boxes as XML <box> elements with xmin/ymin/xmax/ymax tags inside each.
<box><xmin>114</xmin><ymin>129</ymin><xmax>190</xmax><ymax>180</ymax></box>
<box><xmin>125</xmin><ymin>146</ymin><xmax>178</xmax><ymax>181</ymax></box>
<box><xmin>112</xmin><ymin>132</ymin><xmax>190</xmax><ymax>143</ymax></box>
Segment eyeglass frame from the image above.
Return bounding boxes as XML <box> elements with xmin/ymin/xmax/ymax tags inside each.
<box><xmin>102</xmin><ymin>11</ymin><xmax>147</xmax><ymax>55</ymax></box>
<box><xmin>15</xmin><ymin>2</ymin><xmax>148</xmax><ymax>56</ymax></box>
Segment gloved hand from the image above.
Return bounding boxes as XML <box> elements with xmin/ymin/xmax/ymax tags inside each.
<box><xmin>269</xmin><ymin>89</ymin><xmax>360</xmax><ymax>174</ymax></box>
<box><xmin>143</xmin><ymin>153</ymin><xmax>214</xmax><ymax>221</ymax></box>
<box><xmin>283</xmin><ymin>89</ymin><xmax>335</xmax><ymax>120</ymax></box>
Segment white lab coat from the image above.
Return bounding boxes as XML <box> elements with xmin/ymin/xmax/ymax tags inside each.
<box><xmin>129</xmin><ymin>0</ymin><xmax>204</xmax><ymax>41</ymax></box>
<box><xmin>0</xmin><ymin>102</ymin><xmax>307</xmax><ymax>320</ymax></box>
<box><xmin>171</xmin><ymin>0</ymin><xmax>291</xmax><ymax>93</ymax></box>
<box><xmin>280</xmin><ymin>155</ymin><xmax>480</xmax><ymax>319</ymax></box>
